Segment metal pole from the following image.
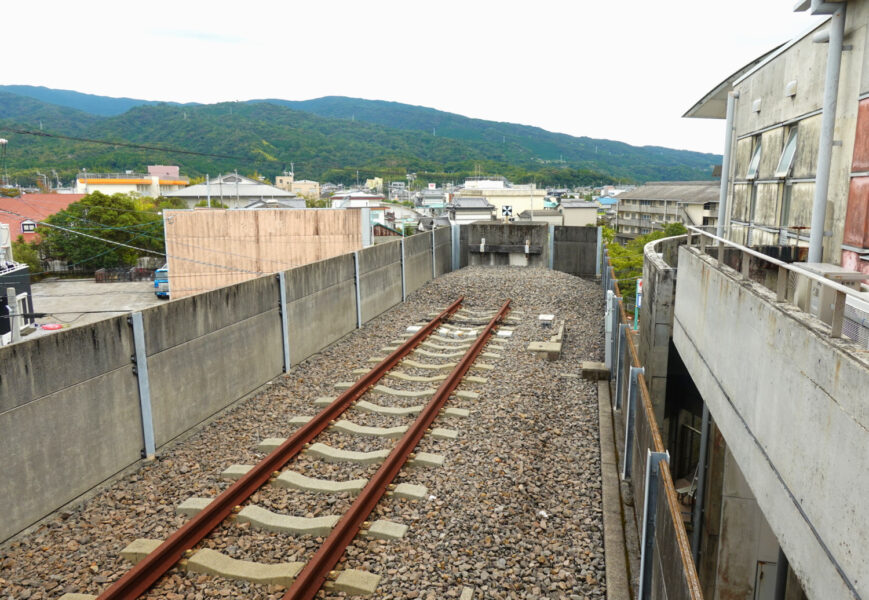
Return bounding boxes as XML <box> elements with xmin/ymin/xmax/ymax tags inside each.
<box><xmin>691</xmin><ymin>402</ymin><xmax>711</xmax><ymax>562</ymax></box>
<box><xmin>623</xmin><ymin>366</ymin><xmax>644</xmax><ymax>479</ymax></box>
<box><xmin>614</xmin><ymin>323</ymin><xmax>627</xmax><ymax>410</ymax></box>
<box><xmin>809</xmin><ymin>5</ymin><xmax>846</xmax><ymax>262</ymax></box>
<box><xmin>278</xmin><ymin>272</ymin><xmax>291</xmax><ymax>372</ymax></box>
<box><xmin>605</xmin><ymin>290</ymin><xmax>614</xmax><ymax>369</ymax></box>
<box><xmin>129</xmin><ymin>312</ymin><xmax>156</xmax><ymax>460</ymax></box>
<box><xmin>717</xmin><ymin>92</ymin><xmax>736</xmax><ymax>239</ymax></box>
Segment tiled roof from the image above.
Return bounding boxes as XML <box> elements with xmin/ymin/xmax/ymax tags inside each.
<box><xmin>0</xmin><ymin>193</ymin><xmax>86</xmax><ymax>242</ymax></box>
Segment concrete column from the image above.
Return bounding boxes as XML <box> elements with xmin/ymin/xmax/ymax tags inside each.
<box><xmin>431</xmin><ymin>228</ymin><xmax>437</xmax><ymax>278</ymax></box>
<box><xmin>400</xmin><ymin>238</ymin><xmax>406</xmax><ymax>302</ymax></box>
<box><xmin>451</xmin><ymin>224</ymin><xmax>460</xmax><ymax>271</ymax></box>
<box><xmin>353</xmin><ymin>251</ymin><xmax>362</xmax><ymax>328</ymax></box>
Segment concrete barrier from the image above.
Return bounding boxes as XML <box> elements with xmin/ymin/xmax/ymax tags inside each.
<box><xmin>404</xmin><ymin>231</ymin><xmax>434</xmax><ymax>294</ymax></box>
<box><xmin>552</xmin><ymin>226</ymin><xmax>598</xmax><ymax>277</ymax></box>
<box><xmin>0</xmin><ymin>317</ymin><xmax>143</xmax><ymax>543</ymax></box>
<box><xmin>357</xmin><ymin>241</ymin><xmax>402</xmax><ymax>324</ymax></box>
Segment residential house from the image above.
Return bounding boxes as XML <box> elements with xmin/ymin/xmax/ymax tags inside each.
<box><xmin>454</xmin><ymin>178</ymin><xmax>547</xmax><ymax>217</ymax></box>
<box><xmin>447</xmin><ymin>197</ymin><xmax>495</xmax><ymax>225</ymax></box>
<box><xmin>163</xmin><ymin>173</ymin><xmax>298</xmax><ymax>209</ymax></box>
<box><xmin>517</xmin><ymin>209</ymin><xmax>563</xmax><ymax>225</ymax></box>
<box><xmin>558</xmin><ymin>200</ymin><xmax>599</xmax><ymax>227</ymax></box>
<box><xmin>0</xmin><ymin>193</ymin><xmax>86</xmax><ymax>243</ymax></box>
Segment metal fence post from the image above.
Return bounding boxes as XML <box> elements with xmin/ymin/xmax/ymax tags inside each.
<box><xmin>353</xmin><ymin>251</ymin><xmax>362</xmax><ymax>328</ymax></box>
<box><xmin>548</xmin><ymin>223</ymin><xmax>555</xmax><ymax>270</ymax></box>
<box><xmin>129</xmin><ymin>312</ymin><xmax>156</xmax><ymax>460</ymax></box>
<box><xmin>610</xmin><ymin>296</ymin><xmax>621</xmax><ymax>378</ymax></box>
<box><xmin>623</xmin><ymin>366</ymin><xmax>644</xmax><ymax>479</ymax></box>
<box><xmin>605</xmin><ymin>290</ymin><xmax>614</xmax><ymax>369</ymax></box>
<box><xmin>451</xmin><ymin>223</ymin><xmax>460</xmax><ymax>271</ymax></box>
<box><xmin>431</xmin><ymin>227</ymin><xmax>437</xmax><ymax>278</ymax></box>
<box><xmin>596</xmin><ymin>227</ymin><xmax>602</xmax><ymax>278</ymax></box>
<box><xmin>400</xmin><ymin>238</ymin><xmax>407</xmax><ymax>303</ymax></box>
<box><xmin>614</xmin><ymin>323</ymin><xmax>627</xmax><ymax>410</ymax></box>
<box><xmin>638</xmin><ymin>451</ymin><xmax>669</xmax><ymax>600</ymax></box>
<box><xmin>278</xmin><ymin>272</ymin><xmax>291</xmax><ymax>372</ymax></box>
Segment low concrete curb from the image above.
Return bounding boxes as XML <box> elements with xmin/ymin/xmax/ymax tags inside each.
<box><xmin>598</xmin><ymin>380</ymin><xmax>633</xmax><ymax>600</ymax></box>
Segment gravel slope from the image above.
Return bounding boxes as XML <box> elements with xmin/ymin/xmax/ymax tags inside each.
<box><xmin>1</xmin><ymin>266</ymin><xmax>605</xmax><ymax>600</ymax></box>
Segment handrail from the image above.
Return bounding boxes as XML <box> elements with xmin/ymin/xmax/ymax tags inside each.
<box><xmin>685</xmin><ymin>226</ymin><xmax>865</xmax><ymax>299</ymax></box>
<box><xmin>684</xmin><ymin>225</ymin><xmax>867</xmax><ymax>339</ymax></box>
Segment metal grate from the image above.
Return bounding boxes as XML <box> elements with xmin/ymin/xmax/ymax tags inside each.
<box><xmin>843</xmin><ymin>300</ymin><xmax>869</xmax><ymax>349</ymax></box>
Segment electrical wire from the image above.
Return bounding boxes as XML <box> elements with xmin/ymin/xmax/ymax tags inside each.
<box><xmin>0</xmin><ymin>127</ymin><xmax>278</xmax><ymax>164</ymax></box>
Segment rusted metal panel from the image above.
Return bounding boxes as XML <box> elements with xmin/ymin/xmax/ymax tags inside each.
<box><xmin>851</xmin><ymin>98</ymin><xmax>869</xmax><ymax>173</ymax></box>
<box><xmin>844</xmin><ymin>176</ymin><xmax>869</xmax><ymax>248</ymax></box>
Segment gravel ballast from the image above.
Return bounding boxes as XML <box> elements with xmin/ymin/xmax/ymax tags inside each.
<box><xmin>1</xmin><ymin>266</ymin><xmax>606</xmax><ymax>600</ymax></box>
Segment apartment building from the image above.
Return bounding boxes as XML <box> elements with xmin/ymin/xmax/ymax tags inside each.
<box><xmin>615</xmin><ymin>181</ymin><xmax>719</xmax><ymax>240</ymax></box>
<box><xmin>75</xmin><ymin>165</ymin><xmax>188</xmax><ymax>197</ymax></box>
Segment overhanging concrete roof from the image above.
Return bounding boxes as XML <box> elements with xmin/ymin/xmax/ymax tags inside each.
<box><xmin>682</xmin><ymin>44</ymin><xmax>785</xmax><ymax>119</ymax></box>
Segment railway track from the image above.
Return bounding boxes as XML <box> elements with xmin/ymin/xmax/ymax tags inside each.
<box><xmin>61</xmin><ymin>297</ymin><xmax>513</xmax><ymax>600</ymax></box>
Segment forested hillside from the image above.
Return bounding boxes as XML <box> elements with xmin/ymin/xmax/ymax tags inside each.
<box><xmin>0</xmin><ymin>87</ymin><xmax>720</xmax><ymax>187</ymax></box>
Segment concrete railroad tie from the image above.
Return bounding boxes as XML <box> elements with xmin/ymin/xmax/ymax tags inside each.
<box><xmin>306</xmin><ymin>442</ymin><xmax>445</xmax><ymax>467</ymax></box>
<box><xmin>220</xmin><ymin>465</ymin><xmax>427</xmax><ymax>499</ymax></box>
<box><xmin>313</xmin><ymin>397</ymin><xmax>471</xmax><ymax>417</ymax></box>
<box><xmin>114</xmin><ymin>540</ymin><xmax>380</xmax><ymax>594</ymax></box>
<box><xmin>175</xmin><ymin>497</ymin><xmax>408</xmax><ymax>539</ymax></box>
<box><xmin>280</xmin><ymin>417</ymin><xmax>459</xmax><ymax>440</ymax></box>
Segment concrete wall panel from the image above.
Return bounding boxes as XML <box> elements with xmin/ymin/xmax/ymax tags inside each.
<box><xmin>143</xmin><ymin>275</ymin><xmax>279</xmax><ymax>355</ymax></box>
<box><xmin>434</xmin><ymin>227</ymin><xmax>452</xmax><ymax>277</ymax></box>
<box><xmin>758</xmin><ymin>127</ymin><xmax>784</xmax><ymax>180</ymax></box>
<box><xmin>0</xmin><ymin>368</ymin><xmax>142</xmax><ymax>542</ymax></box>
<box><xmin>358</xmin><ymin>242</ymin><xmax>402</xmax><ymax>323</ymax></box>
<box><xmin>673</xmin><ymin>248</ymin><xmax>869</xmax><ymax>600</ymax></box>
<box><xmin>732</xmin><ymin>184</ymin><xmax>751</xmax><ymax>222</ymax></box>
<box><xmin>284</xmin><ymin>256</ymin><xmax>358</xmax><ymax>364</ymax></box>
<box><xmin>553</xmin><ymin>226</ymin><xmax>598</xmax><ymax>276</ymax></box>
<box><xmin>148</xmin><ymin>309</ymin><xmax>283</xmax><ymax>445</ymax></box>
<box><xmin>788</xmin><ymin>183</ymin><xmax>815</xmax><ymax>228</ymax></box>
<box><xmin>0</xmin><ymin>316</ymin><xmax>133</xmax><ymax>412</ymax></box>
<box><xmin>793</xmin><ymin>114</ymin><xmax>821</xmax><ymax>180</ymax></box>
<box><xmin>404</xmin><ymin>232</ymin><xmax>434</xmax><ymax>294</ymax></box>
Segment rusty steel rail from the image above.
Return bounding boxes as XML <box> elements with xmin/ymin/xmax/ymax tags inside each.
<box><xmin>284</xmin><ymin>299</ymin><xmax>512</xmax><ymax>600</ymax></box>
<box><xmin>96</xmin><ymin>297</ymin><xmax>465</xmax><ymax>600</ymax></box>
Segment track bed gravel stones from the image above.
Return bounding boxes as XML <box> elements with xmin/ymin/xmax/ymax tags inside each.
<box><xmin>1</xmin><ymin>266</ymin><xmax>605</xmax><ymax>599</ymax></box>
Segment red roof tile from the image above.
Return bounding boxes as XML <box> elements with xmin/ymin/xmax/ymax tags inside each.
<box><xmin>0</xmin><ymin>193</ymin><xmax>85</xmax><ymax>242</ymax></box>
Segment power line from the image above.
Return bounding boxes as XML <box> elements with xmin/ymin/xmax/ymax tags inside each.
<box><xmin>0</xmin><ymin>127</ymin><xmax>276</xmax><ymax>164</ymax></box>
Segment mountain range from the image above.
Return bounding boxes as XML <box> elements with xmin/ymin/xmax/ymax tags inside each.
<box><xmin>0</xmin><ymin>84</ymin><xmax>721</xmax><ymax>187</ymax></box>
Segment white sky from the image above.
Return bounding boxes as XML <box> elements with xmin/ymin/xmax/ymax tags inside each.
<box><xmin>3</xmin><ymin>1</ymin><xmax>821</xmax><ymax>155</ymax></box>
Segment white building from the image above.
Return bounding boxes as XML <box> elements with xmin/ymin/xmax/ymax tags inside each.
<box><xmin>163</xmin><ymin>173</ymin><xmax>298</xmax><ymax>209</ymax></box>
<box><xmin>454</xmin><ymin>179</ymin><xmax>547</xmax><ymax>217</ymax></box>
<box><xmin>75</xmin><ymin>165</ymin><xmax>189</xmax><ymax>197</ymax></box>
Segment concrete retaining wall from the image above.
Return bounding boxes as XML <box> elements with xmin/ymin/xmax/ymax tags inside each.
<box><xmin>552</xmin><ymin>226</ymin><xmax>599</xmax><ymax>276</ymax></box>
<box><xmin>673</xmin><ymin>247</ymin><xmax>869</xmax><ymax>600</ymax></box>
<box><xmin>0</xmin><ymin>230</ymin><xmax>450</xmax><ymax>544</ymax></box>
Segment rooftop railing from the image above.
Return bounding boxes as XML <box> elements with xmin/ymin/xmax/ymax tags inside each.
<box><xmin>683</xmin><ymin>226</ymin><xmax>869</xmax><ymax>341</ymax></box>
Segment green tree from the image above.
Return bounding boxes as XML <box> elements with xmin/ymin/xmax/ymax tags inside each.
<box><xmin>39</xmin><ymin>191</ymin><xmax>164</xmax><ymax>269</ymax></box>
<box><xmin>605</xmin><ymin>223</ymin><xmax>687</xmax><ymax>303</ymax></box>
<box><xmin>194</xmin><ymin>199</ymin><xmax>228</xmax><ymax>208</ymax></box>
<box><xmin>12</xmin><ymin>235</ymin><xmax>41</xmax><ymax>273</ymax></box>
